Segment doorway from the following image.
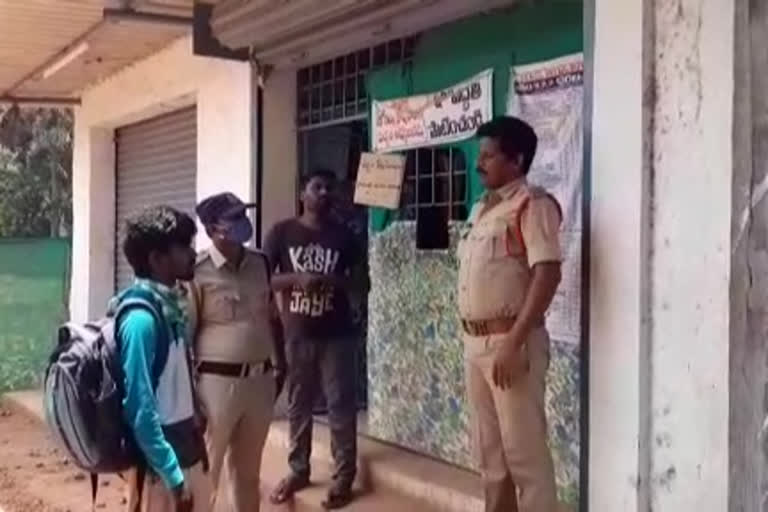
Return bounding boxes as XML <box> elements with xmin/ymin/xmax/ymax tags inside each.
<box><xmin>298</xmin><ymin>121</ymin><xmax>370</xmax><ymax>412</ymax></box>
<box><xmin>295</xmin><ymin>37</ymin><xmax>416</xmax><ymax>418</ymax></box>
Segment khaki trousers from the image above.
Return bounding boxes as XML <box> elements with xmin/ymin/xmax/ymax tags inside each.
<box><xmin>464</xmin><ymin>327</ymin><xmax>558</xmax><ymax>512</ymax></box>
<box><xmin>199</xmin><ymin>371</ymin><xmax>275</xmax><ymax>512</ymax></box>
<box><xmin>125</xmin><ymin>464</ymin><xmax>212</xmax><ymax>512</ymax></box>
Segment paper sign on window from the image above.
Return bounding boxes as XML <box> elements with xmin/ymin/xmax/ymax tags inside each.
<box><xmin>353</xmin><ymin>152</ymin><xmax>406</xmax><ymax>209</ymax></box>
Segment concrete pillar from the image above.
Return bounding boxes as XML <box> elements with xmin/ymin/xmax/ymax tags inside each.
<box><xmin>588</xmin><ymin>0</ymin><xmax>652</xmax><ymax>509</ymax></box>
<box><xmin>649</xmin><ymin>0</ymin><xmax>734</xmax><ymax>509</ymax></box>
<box><xmin>69</xmin><ymin>118</ymin><xmax>115</xmax><ymax>323</ymax></box>
<box><xmin>590</xmin><ymin>0</ymin><xmax>743</xmax><ymax>510</ymax></box>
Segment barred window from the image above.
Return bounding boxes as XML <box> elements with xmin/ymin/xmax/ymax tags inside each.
<box><xmin>297</xmin><ymin>37</ymin><xmax>417</xmax><ymax>129</ymax></box>
<box><xmin>400</xmin><ymin>147</ymin><xmax>468</xmax><ymax>221</ymax></box>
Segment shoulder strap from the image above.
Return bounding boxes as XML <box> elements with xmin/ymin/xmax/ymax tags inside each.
<box><xmin>90</xmin><ymin>473</ymin><xmax>98</xmax><ymax>510</ymax></box>
<box><xmin>134</xmin><ymin>466</ymin><xmax>146</xmax><ymax>512</ymax></box>
<box><xmin>90</xmin><ymin>471</ymin><xmax>143</xmax><ymax>512</ymax></box>
<box><xmin>115</xmin><ymin>295</ymin><xmax>170</xmax><ymax>390</ymax></box>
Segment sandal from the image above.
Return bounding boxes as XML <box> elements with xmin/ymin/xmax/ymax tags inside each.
<box><xmin>269</xmin><ymin>473</ymin><xmax>310</xmax><ymax>504</ymax></box>
<box><xmin>321</xmin><ymin>484</ymin><xmax>354</xmax><ymax>510</ymax></box>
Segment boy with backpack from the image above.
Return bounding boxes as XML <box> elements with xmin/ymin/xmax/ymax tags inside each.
<box><xmin>44</xmin><ymin>204</ymin><xmax>209</xmax><ymax>512</ymax></box>
<box><xmin>117</xmin><ymin>205</ymin><xmax>209</xmax><ymax>512</ymax></box>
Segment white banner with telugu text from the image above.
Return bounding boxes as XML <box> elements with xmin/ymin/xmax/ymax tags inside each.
<box><xmin>372</xmin><ymin>69</ymin><xmax>493</xmax><ymax>153</ymax></box>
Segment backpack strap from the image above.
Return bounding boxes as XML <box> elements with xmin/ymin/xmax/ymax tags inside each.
<box><xmin>111</xmin><ymin>291</ymin><xmax>170</xmax><ymax>511</ymax></box>
<box><xmin>114</xmin><ymin>466</ymin><xmax>147</xmax><ymax>512</ymax></box>
<box><xmin>90</xmin><ymin>473</ymin><xmax>98</xmax><ymax>510</ymax></box>
<box><xmin>134</xmin><ymin>464</ymin><xmax>147</xmax><ymax>512</ymax></box>
<box><xmin>91</xmin><ymin>471</ymin><xmax>144</xmax><ymax>512</ymax></box>
<box><xmin>114</xmin><ymin>294</ymin><xmax>171</xmax><ymax>390</ymax></box>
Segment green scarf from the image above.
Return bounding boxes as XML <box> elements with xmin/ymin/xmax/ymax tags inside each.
<box><xmin>133</xmin><ymin>278</ymin><xmax>188</xmax><ymax>327</ymax></box>
<box><xmin>108</xmin><ymin>278</ymin><xmax>189</xmax><ymax>346</ymax></box>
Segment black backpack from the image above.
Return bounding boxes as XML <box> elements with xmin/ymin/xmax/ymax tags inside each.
<box><xmin>43</xmin><ymin>290</ymin><xmax>169</xmax><ymax>509</ymax></box>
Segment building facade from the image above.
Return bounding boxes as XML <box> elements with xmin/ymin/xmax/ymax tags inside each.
<box><xmin>13</xmin><ymin>0</ymin><xmax>761</xmax><ymax>510</ymax></box>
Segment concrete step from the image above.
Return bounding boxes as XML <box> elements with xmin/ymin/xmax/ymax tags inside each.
<box><xmin>257</xmin><ymin>439</ymin><xmax>441</xmax><ymax>512</ymax></box>
<box><xmin>265</xmin><ymin>419</ymin><xmax>484</xmax><ymax>512</ymax></box>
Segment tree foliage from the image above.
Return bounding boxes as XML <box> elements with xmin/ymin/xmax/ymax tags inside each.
<box><xmin>0</xmin><ymin>106</ymin><xmax>73</xmax><ymax>238</ymax></box>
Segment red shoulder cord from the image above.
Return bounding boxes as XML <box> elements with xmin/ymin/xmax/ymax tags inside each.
<box><xmin>505</xmin><ymin>193</ymin><xmax>562</xmax><ymax>257</ymax></box>
<box><xmin>506</xmin><ymin>197</ymin><xmax>530</xmax><ymax>256</ymax></box>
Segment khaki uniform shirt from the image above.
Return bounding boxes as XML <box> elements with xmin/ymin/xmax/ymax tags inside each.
<box><xmin>457</xmin><ymin>178</ymin><xmax>562</xmax><ymax>321</ymax></box>
<box><xmin>187</xmin><ymin>245</ymin><xmax>277</xmax><ymax>364</ymax></box>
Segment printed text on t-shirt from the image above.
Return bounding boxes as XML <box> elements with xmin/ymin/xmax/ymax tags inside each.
<box><xmin>288</xmin><ymin>244</ymin><xmax>341</xmax><ymax>317</ymax></box>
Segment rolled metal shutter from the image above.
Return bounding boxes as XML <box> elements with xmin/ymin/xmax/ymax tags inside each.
<box><xmin>115</xmin><ymin>107</ymin><xmax>197</xmax><ymax>291</ymax></box>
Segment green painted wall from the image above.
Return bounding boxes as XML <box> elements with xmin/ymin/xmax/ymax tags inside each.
<box><xmin>368</xmin><ymin>0</ymin><xmax>584</xmax><ymax>230</ymax></box>
<box><xmin>0</xmin><ymin>238</ymin><xmax>70</xmax><ymax>392</ymax></box>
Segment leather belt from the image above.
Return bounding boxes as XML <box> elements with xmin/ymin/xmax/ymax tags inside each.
<box><xmin>197</xmin><ymin>360</ymin><xmax>273</xmax><ymax>378</ymax></box>
<box><xmin>461</xmin><ymin>317</ymin><xmax>518</xmax><ymax>336</ymax></box>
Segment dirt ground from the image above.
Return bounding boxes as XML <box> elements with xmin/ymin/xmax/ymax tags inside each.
<box><xmin>0</xmin><ymin>406</ymin><xmax>292</xmax><ymax>512</ymax></box>
<box><xmin>0</xmin><ymin>407</ymin><xmax>126</xmax><ymax>512</ymax></box>
<box><xmin>0</xmin><ymin>403</ymin><xmax>420</xmax><ymax>512</ymax></box>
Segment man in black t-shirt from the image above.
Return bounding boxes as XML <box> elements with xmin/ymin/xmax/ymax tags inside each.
<box><xmin>265</xmin><ymin>169</ymin><xmax>364</xmax><ymax>510</ymax></box>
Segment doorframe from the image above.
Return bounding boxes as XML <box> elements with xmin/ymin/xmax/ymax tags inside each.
<box><xmin>579</xmin><ymin>0</ymin><xmax>594</xmax><ymax>510</ymax></box>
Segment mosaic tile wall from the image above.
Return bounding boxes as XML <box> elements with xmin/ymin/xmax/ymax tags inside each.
<box><xmin>367</xmin><ymin>222</ymin><xmax>580</xmax><ymax>504</ymax></box>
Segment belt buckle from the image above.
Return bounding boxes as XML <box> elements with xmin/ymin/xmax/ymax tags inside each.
<box><xmin>465</xmin><ymin>320</ymin><xmax>488</xmax><ymax>336</ymax></box>
<box><xmin>240</xmin><ymin>364</ymin><xmax>250</xmax><ymax>378</ymax></box>
<box><xmin>463</xmin><ymin>320</ymin><xmax>481</xmax><ymax>336</ymax></box>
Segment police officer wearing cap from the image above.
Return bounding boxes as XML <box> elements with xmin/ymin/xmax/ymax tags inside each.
<box><xmin>186</xmin><ymin>192</ymin><xmax>287</xmax><ymax>512</ymax></box>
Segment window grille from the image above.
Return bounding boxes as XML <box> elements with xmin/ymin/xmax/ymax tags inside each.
<box><xmin>400</xmin><ymin>147</ymin><xmax>468</xmax><ymax>221</ymax></box>
<box><xmin>297</xmin><ymin>37</ymin><xmax>417</xmax><ymax>129</ymax></box>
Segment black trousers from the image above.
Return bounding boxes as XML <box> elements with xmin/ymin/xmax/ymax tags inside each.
<box><xmin>286</xmin><ymin>336</ymin><xmax>357</xmax><ymax>486</ymax></box>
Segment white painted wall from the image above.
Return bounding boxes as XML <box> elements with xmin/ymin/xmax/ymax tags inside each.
<box><xmin>262</xmin><ymin>68</ymin><xmax>298</xmax><ymax>236</ymax></box>
<box><xmin>70</xmin><ymin>36</ymin><xmax>254</xmax><ymax>322</ymax></box>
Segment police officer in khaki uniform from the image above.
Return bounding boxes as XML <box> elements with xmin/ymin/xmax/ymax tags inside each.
<box><xmin>458</xmin><ymin>117</ymin><xmax>562</xmax><ymax>512</ymax></box>
<box><xmin>187</xmin><ymin>192</ymin><xmax>287</xmax><ymax>512</ymax></box>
